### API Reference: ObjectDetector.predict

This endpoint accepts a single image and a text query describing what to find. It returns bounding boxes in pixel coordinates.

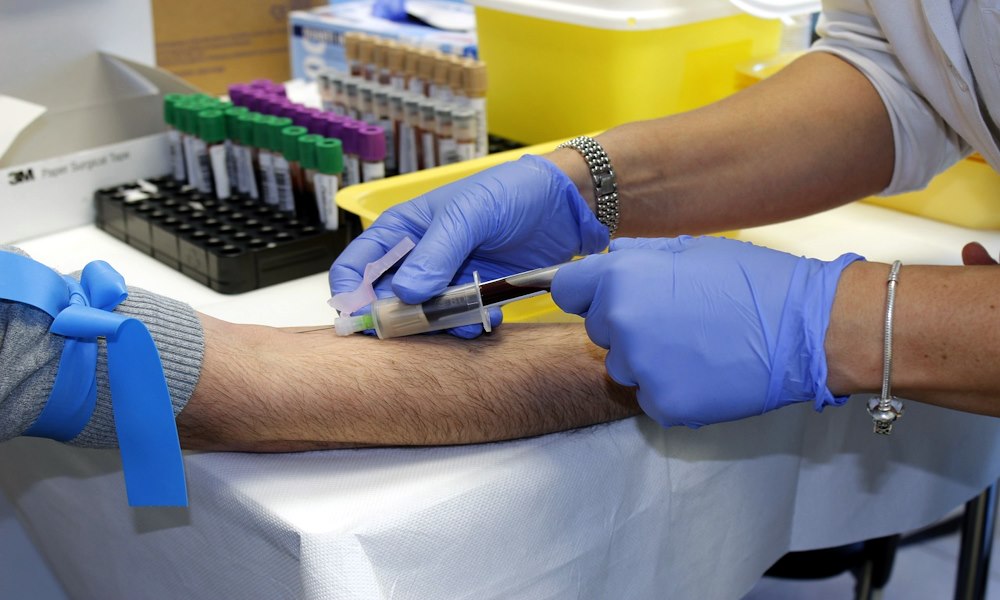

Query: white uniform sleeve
[811,0,971,195]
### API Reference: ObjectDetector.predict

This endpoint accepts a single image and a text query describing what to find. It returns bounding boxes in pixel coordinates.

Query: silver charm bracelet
[867,260,904,434]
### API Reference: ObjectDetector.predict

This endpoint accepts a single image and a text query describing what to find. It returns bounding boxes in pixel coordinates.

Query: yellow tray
[337,138,582,323]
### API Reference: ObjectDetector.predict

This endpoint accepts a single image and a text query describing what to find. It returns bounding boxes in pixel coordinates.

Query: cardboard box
[0,53,199,243]
[289,1,477,82]
[152,0,325,96]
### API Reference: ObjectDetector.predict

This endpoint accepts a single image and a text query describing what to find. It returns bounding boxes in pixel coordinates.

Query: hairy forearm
[178,318,640,451]
[826,262,1000,414]
[547,52,894,236]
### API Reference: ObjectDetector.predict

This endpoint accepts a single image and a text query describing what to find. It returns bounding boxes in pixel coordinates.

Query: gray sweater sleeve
[0,246,205,448]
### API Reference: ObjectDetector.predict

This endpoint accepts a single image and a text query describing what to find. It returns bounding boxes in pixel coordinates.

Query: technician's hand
[329,155,608,338]
[550,236,864,428]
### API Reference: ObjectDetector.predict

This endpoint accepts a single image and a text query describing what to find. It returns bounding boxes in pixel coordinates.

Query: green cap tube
[267,116,293,152]
[224,106,249,143]
[163,93,185,126]
[251,113,272,150]
[280,125,308,161]
[297,134,322,170]
[238,113,260,147]
[315,137,344,175]
[197,109,226,143]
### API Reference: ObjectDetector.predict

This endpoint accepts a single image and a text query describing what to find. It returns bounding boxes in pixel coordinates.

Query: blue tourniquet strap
[0,252,188,507]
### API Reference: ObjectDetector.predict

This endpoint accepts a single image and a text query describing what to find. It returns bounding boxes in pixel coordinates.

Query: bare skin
[539,52,1000,417]
[177,319,640,452]
[545,52,895,237]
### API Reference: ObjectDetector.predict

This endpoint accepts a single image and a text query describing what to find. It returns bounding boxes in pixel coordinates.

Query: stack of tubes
[163,79,385,233]
[318,32,489,177]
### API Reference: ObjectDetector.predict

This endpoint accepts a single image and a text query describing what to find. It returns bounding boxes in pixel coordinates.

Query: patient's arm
[177,316,640,451]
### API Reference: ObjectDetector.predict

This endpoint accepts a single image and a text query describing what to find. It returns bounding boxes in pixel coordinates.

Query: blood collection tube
[268,117,295,211]
[197,109,232,199]
[345,78,361,120]
[318,71,333,111]
[344,32,363,78]
[190,109,219,196]
[357,34,376,81]
[313,138,345,230]
[416,49,437,97]
[234,112,260,199]
[280,125,308,214]
[175,100,203,189]
[448,56,466,106]
[297,133,323,224]
[453,107,477,162]
[372,37,390,86]
[463,58,489,157]
[359,82,376,125]
[401,95,422,173]
[341,119,363,186]
[435,104,458,166]
[388,92,406,175]
[227,84,251,107]
[419,100,438,170]
[163,94,186,182]
[358,125,387,182]
[322,112,347,145]
[253,115,279,206]
[403,47,421,94]
[329,72,347,116]
[386,41,405,90]
[431,53,452,102]
[223,106,249,191]
[374,89,396,176]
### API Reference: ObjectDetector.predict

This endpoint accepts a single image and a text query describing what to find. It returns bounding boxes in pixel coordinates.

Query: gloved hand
[550,236,864,428]
[329,154,608,338]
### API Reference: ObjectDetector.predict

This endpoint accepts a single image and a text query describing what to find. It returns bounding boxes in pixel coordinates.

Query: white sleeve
[811,0,971,195]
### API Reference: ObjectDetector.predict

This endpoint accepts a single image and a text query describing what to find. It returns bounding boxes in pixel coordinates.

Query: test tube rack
[94,176,358,294]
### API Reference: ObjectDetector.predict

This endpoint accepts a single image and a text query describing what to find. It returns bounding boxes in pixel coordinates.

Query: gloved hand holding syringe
[333,260,568,339]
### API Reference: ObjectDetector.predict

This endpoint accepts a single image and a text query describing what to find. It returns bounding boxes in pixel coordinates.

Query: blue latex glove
[550,236,864,428]
[329,154,608,338]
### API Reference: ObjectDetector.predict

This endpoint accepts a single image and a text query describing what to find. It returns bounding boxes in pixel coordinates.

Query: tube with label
[197,109,231,200]
[463,58,489,157]
[313,138,344,231]
[358,125,386,183]
[280,125,308,214]
[341,119,363,187]
[268,117,295,211]
[163,94,186,182]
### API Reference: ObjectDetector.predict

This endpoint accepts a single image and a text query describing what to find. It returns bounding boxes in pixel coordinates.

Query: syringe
[334,262,568,339]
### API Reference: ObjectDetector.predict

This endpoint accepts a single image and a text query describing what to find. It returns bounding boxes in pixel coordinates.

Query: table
[3,203,1000,600]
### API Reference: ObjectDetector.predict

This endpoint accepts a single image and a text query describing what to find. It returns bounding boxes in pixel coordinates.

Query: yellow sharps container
[467,0,782,144]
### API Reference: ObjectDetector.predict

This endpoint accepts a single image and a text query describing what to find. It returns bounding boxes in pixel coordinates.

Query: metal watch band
[557,136,620,236]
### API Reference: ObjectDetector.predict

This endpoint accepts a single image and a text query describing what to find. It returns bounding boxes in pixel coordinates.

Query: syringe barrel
[371,278,488,339]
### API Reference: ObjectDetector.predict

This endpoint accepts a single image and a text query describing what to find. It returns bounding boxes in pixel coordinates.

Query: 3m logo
[7,169,35,185]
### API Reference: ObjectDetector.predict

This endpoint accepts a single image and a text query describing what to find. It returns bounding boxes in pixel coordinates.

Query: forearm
[178,318,640,451]
[826,262,1000,414]
[547,52,894,236]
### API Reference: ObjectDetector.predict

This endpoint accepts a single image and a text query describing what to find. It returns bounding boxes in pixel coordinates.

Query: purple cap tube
[358,125,387,162]
[228,84,252,107]
[322,113,347,142]
[340,119,362,155]
[291,105,313,127]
